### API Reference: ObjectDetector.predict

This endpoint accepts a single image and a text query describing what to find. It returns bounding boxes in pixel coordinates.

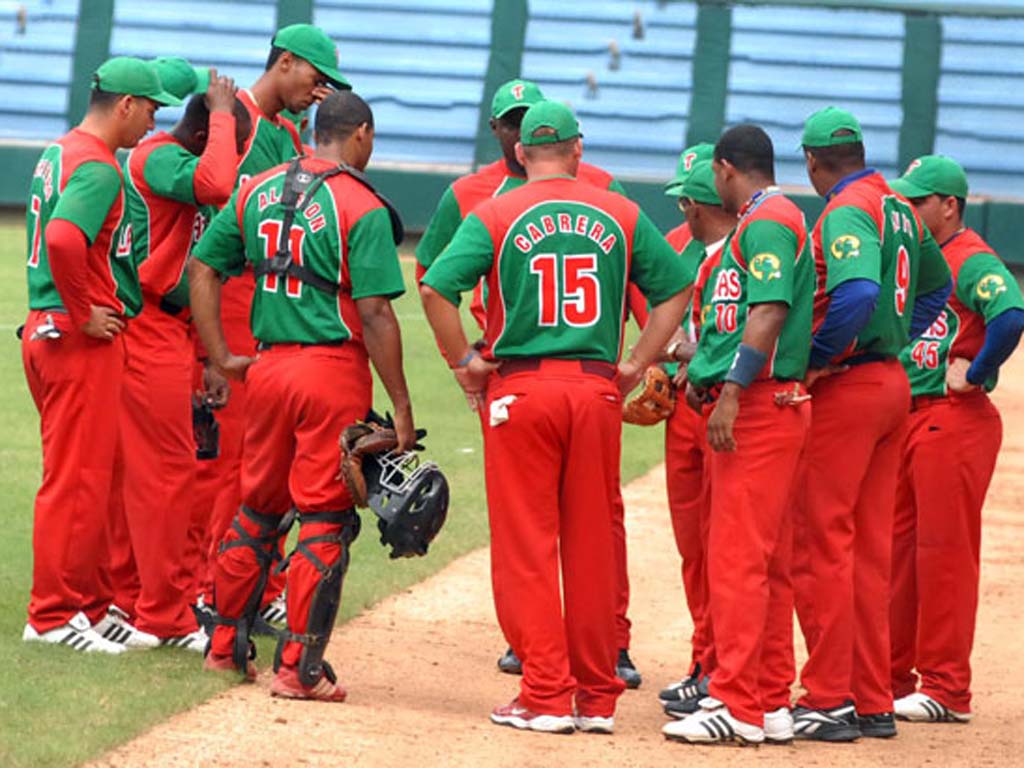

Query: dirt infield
[91,351,1024,768]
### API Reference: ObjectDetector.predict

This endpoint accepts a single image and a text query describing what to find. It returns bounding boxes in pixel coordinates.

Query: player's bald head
[314,91,373,146]
[714,124,775,181]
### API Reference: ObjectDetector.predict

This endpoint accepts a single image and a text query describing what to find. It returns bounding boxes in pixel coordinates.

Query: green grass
[0,218,665,767]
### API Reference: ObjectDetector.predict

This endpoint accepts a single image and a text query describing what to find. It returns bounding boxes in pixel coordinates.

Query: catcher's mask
[364,450,449,559]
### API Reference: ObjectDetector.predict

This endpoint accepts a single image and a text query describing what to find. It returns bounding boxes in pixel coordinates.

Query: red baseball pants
[116,299,198,636]
[664,400,711,673]
[798,359,910,715]
[705,381,807,726]
[484,360,626,718]
[210,344,370,668]
[21,309,123,631]
[890,391,1001,713]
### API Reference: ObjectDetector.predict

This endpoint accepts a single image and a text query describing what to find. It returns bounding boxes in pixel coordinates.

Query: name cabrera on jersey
[26,129,140,316]
[686,194,815,388]
[193,158,405,346]
[422,177,692,364]
[901,229,1024,396]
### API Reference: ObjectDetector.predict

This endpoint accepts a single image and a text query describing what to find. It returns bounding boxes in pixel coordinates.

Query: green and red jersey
[236,89,304,188]
[687,191,815,387]
[26,128,139,319]
[194,157,405,346]
[812,171,950,362]
[125,112,239,309]
[422,175,692,364]
[900,228,1024,395]
[689,236,726,341]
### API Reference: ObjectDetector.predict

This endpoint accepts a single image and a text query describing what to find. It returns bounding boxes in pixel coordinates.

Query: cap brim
[664,181,685,197]
[889,178,932,199]
[314,65,351,90]
[193,66,211,95]
[151,90,183,107]
[493,103,532,120]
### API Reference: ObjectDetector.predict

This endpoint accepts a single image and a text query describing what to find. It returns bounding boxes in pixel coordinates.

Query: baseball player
[191,23,351,626]
[655,143,717,706]
[417,78,643,685]
[20,57,180,652]
[95,64,251,651]
[663,125,814,746]
[191,90,415,700]
[792,107,952,741]
[888,156,1024,722]
[421,100,692,734]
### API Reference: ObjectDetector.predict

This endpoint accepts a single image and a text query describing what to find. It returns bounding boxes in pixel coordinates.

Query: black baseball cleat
[857,712,897,738]
[659,663,705,703]
[497,646,523,675]
[616,648,642,689]
[792,700,862,742]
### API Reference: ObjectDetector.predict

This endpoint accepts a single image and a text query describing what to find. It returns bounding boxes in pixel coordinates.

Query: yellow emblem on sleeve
[976,273,1007,301]
[750,252,782,282]
[830,234,861,260]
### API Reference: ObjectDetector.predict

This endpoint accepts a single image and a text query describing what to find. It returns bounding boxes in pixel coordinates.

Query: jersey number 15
[529,253,601,328]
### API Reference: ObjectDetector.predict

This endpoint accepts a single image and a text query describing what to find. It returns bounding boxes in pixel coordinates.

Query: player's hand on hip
[946,356,977,393]
[803,363,848,390]
[616,359,644,396]
[205,69,237,113]
[201,362,231,407]
[684,381,704,414]
[706,385,739,452]
[454,355,498,412]
[217,353,256,382]
[82,305,125,340]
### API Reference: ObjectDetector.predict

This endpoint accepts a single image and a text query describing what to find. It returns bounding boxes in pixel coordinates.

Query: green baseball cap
[491,78,544,119]
[664,142,715,197]
[151,56,211,101]
[93,57,182,106]
[272,23,351,90]
[801,106,863,148]
[520,100,581,146]
[678,160,721,206]
[890,154,969,200]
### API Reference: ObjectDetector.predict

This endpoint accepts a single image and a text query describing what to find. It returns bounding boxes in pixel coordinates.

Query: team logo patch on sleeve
[750,252,782,282]
[976,273,1008,301]
[830,235,861,260]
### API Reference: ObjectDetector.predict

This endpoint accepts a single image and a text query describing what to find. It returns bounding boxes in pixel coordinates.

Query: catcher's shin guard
[274,509,361,687]
[213,506,295,671]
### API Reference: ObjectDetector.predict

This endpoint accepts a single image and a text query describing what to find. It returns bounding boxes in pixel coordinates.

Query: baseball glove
[339,420,399,507]
[622,366,675,425]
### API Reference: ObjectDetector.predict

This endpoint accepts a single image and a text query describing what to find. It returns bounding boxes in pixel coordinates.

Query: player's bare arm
[707,301,789,452]
[356,296,416,451]
[619,289,691,396]
[188,259,254,381]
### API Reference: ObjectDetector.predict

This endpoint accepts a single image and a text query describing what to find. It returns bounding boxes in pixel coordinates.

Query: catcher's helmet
[364,450,449,559]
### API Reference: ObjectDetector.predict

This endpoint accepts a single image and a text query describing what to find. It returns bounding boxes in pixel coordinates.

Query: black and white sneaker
[792,700,861,742]
[857,712,897,738]
[92,605,143,647]
[22,611,124,655]
[616,648,642,690]
[662,697,764,745]
[895,692,972,723]
[663,674,711,719]
[659,663,706,703]
[497,646,523,675]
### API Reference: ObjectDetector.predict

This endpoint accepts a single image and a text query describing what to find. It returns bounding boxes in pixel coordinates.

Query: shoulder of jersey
[577,161,614,187]
[452,159,507,195]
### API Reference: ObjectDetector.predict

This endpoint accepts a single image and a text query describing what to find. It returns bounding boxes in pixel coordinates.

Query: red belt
[497,357,617,381]
[911,389,988,412]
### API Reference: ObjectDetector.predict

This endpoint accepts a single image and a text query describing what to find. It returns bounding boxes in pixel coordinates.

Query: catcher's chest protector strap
[252,159,405,296]
[273,508,361,687]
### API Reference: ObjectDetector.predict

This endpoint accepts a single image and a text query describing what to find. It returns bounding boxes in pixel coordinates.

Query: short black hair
[955,195,966,217]
[266,45,286,71]
[89,82,124,110]
[179,93,251,136]
[803,131,866,174]
[314,90,373,145]
[715,124,775,180]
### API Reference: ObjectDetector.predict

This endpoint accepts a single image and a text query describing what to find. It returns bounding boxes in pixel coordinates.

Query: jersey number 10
[529,253,601,328]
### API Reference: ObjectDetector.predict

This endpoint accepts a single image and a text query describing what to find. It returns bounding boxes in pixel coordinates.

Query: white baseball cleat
[894,692,972,723]
[574,714,614,734]
[491,698,576,734]
[160,627,209,653]
[663,697,764,745]
[92,605,144,648]
[764,707,794,743]
[23,611,124,655]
